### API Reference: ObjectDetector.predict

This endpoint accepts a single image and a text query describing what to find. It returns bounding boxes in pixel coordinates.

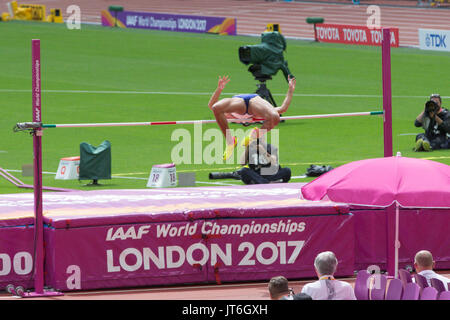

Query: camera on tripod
[238,23,294,108]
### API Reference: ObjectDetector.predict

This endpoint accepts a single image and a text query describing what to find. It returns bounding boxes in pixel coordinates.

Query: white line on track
[2,169,239,186]
[1,89,446,99]
[291,175,308,179]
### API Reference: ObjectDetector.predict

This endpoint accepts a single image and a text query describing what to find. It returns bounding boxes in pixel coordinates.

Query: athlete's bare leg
[246,76,296,141]
[211,98,246,144]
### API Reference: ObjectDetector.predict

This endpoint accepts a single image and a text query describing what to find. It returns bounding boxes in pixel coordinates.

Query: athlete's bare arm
[208,75,230,110]
[274,76,296,115]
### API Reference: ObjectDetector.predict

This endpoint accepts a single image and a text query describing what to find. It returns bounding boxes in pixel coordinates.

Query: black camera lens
[425,100,438,115]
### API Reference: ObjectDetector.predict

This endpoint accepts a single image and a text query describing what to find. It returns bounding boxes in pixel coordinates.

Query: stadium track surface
[1,0,448,47]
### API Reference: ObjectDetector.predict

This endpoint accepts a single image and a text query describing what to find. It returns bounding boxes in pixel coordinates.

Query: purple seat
[398,269,412,289]
[354,270,370,300]
[385,278,403,300]
[430,278,446,296]
[420,287,438,300]
[369,274,387,300]
[439,291,450,300]
[402,282,420,300]
[413,273,429,292]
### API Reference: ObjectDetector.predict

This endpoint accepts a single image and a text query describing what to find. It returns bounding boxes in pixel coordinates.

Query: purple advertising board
[0,226,35,290]
[203,215,354,284]
[101,10,237,35]
[0,184,355,291]
[43,215,354,291]
[1,184,448,291]
[353,208,450,271]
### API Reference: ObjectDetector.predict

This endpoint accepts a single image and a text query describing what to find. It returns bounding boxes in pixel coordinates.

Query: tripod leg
[256,83,278,107]
[257,84,285,123]
[255,84,266,99]
[267,89,277,107]
[256,84,272,104]
[253,82,284,123]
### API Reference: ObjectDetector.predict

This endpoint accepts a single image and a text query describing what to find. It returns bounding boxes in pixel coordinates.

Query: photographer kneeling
[414,94,450,152]
[237,139,291,185]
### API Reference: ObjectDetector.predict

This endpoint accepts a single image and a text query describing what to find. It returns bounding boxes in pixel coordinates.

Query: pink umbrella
[301,153,450,278]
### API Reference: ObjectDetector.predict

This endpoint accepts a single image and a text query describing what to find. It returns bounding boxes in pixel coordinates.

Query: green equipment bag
[79,140,111,181]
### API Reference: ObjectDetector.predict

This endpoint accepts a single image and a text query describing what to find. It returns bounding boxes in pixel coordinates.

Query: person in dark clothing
[414,94,450,151]
[268,276,312,300]
[237,139,291,185]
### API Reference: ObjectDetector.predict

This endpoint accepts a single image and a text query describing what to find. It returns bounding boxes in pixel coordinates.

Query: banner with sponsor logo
[1,185,449,291]
[353,208,450,271]
[204,215,354,283]
[43,215,354,291]
[315,24,399,47]
[0,227,35,290]
[419,28,450,52]
[101,10,236,35]
[0,184,355,291]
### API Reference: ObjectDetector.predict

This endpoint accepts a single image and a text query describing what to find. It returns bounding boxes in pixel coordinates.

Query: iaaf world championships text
[106,219,307,241]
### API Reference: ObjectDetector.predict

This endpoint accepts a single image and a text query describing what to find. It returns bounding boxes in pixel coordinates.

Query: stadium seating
[398,269,413,289]
[385,278,403,300]
[413,273,429,292]
[430,278,447,298]
[354,270,370,300]
[420,287,438,300]
[402,283,420,300]
[439,291,450,300]
[369,274,387,300]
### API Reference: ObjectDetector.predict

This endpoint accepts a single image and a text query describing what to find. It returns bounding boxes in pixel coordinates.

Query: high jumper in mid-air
[208,75,296,160]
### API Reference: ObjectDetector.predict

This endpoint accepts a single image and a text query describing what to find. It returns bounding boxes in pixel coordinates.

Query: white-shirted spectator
[414,250,449,290]
[301,251,356,300]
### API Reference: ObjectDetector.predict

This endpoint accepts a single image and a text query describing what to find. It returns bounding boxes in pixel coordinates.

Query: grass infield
[0,21,448,193]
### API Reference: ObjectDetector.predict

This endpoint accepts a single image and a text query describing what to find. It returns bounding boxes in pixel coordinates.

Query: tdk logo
[426,33,447,48]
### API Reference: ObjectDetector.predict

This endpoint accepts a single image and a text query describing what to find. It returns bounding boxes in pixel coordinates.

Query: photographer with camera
[208,139,291,184]
[237,139,291,185]
[414,94,450,152]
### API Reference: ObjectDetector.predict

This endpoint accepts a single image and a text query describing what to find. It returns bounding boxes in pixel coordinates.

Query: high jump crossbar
[15,111,383,130]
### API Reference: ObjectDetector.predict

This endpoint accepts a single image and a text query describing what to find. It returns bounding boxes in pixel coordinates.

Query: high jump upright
[25,39,63,298]
[382,28,393,157]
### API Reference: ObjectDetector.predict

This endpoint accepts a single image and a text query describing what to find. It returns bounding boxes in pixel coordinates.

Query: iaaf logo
[425,33,447,48]
[34,107,41,121]
[106,225,151,241]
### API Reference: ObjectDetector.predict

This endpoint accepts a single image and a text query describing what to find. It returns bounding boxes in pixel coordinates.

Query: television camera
[238,24,294,108]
